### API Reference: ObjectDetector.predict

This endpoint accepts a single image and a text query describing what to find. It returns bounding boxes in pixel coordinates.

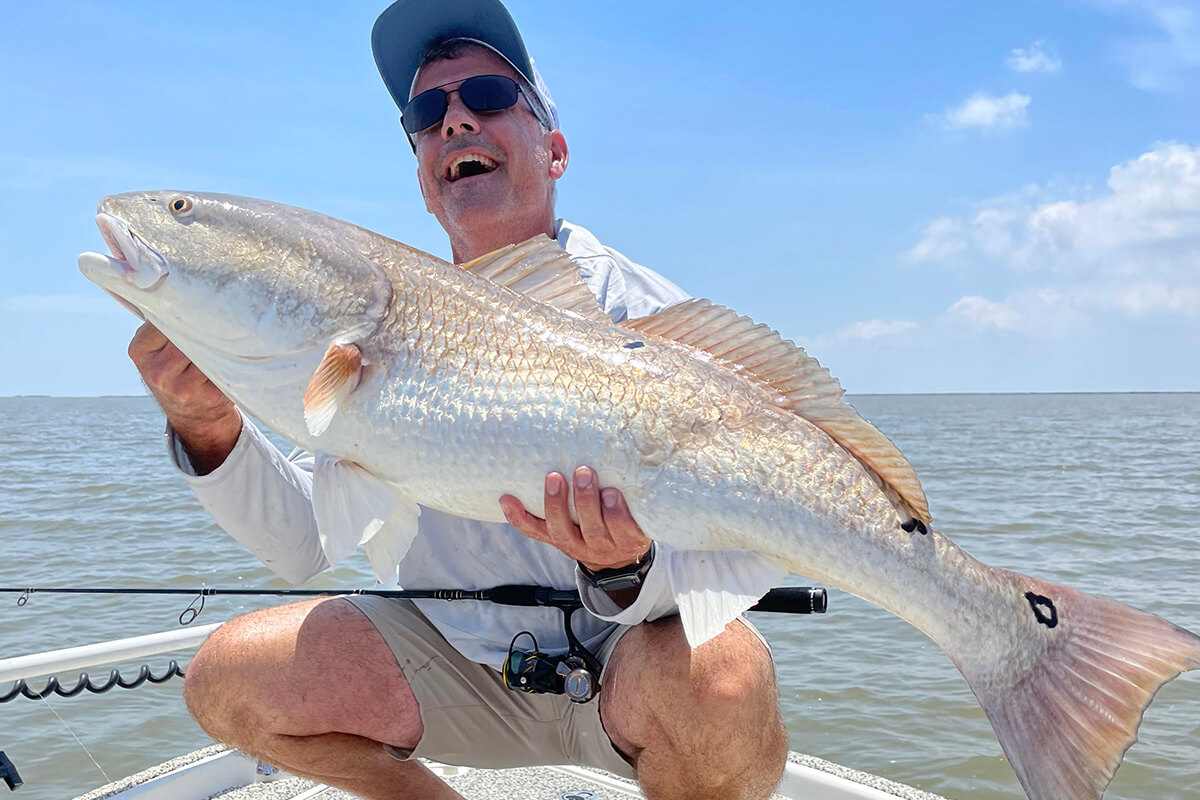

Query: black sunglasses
[402,74,530,135]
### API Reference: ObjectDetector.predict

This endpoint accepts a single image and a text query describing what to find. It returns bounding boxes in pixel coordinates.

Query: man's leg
[182,598,463,800]
[599,616,788,800]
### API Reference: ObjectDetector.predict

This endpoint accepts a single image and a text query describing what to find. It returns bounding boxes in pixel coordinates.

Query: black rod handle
[750,587,827,614]
[486,585,581,608]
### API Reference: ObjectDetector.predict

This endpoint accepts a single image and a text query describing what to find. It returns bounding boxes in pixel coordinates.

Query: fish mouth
[78,213,169,317]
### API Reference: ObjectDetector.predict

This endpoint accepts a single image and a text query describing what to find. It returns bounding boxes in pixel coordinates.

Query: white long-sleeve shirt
[170,220,692,666]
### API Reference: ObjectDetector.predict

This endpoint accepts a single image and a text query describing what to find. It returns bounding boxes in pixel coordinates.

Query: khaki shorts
[347,595,638,779]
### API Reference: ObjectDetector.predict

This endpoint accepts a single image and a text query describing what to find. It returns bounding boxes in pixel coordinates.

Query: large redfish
[79,192,1199,800]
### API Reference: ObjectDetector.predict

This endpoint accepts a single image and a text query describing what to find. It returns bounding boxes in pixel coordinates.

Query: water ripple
[2,394,1199,799]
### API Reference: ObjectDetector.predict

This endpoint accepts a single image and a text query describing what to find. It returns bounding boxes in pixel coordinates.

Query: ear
[547,130,569,180]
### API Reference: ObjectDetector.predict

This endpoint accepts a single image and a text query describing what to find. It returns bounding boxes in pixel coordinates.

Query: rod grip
[750,587,827,614]
[486,585,580,608]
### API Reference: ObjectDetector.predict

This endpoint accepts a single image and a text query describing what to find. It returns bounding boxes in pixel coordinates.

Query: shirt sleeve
[574,543,679,625]
[166,411,328,584]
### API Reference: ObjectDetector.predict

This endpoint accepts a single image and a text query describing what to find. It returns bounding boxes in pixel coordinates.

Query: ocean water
[0,394,1197,800]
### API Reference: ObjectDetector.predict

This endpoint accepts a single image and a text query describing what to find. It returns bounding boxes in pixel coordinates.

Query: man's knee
[183,610,275,736]
[181,598,352,734]
[182,598,424,750]
[624,617,776,707]
[184,645,230,737]
[604,616,782,742]
[603,617,786,797]
[689,622,776,711]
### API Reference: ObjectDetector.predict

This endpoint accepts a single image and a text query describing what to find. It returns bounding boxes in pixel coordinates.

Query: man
[131,1,788,797]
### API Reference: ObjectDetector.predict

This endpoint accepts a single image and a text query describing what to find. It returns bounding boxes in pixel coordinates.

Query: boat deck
[72,745,950,800]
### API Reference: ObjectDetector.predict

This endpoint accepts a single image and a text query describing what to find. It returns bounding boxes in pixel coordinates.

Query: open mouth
[95,214,168,291]
[99,216,129,263]
[445,153,499,182]
[78,212,169,321]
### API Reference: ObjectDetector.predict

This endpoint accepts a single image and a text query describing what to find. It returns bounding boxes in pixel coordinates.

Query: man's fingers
[127,322,170,362]
[132,331,224,409]
[176,361,216,393]
[543,472,585,553]
[130,325,190,388]
[501,471,651,569]
[600,488,651,559]
[145,343,194,390]
[499,495,550,544]
[572,467,608,547]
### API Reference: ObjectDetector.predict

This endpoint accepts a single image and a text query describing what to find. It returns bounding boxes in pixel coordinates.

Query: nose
[440,92,479,140]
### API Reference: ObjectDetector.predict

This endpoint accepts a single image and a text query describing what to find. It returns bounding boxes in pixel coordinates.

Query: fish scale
[79,191,1200,800]
[294,225,893,569]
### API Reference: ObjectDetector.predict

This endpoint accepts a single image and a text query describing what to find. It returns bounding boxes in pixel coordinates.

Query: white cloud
[943,283,1200,337]
[908,218,966,262]
[911,142,1200,277]
[838,320,918,341]
[1089,1,1200,90]
[946,296,1022,331]
[801,319,918,353]
[934,92,1031,131]
[914,143,1200,333]
[1096,283,1200,315]
[1007,41,1062,73]
[0,294,124,315]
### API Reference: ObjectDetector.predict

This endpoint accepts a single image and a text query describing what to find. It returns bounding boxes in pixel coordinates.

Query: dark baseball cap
[372,0,558,131]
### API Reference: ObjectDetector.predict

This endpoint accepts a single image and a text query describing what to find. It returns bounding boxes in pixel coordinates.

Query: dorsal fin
[623,299,931,524]
[460,235,608,323]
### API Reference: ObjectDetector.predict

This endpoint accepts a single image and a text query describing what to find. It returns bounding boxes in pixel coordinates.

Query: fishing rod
[0,584,827,626]
[1,584,826,708]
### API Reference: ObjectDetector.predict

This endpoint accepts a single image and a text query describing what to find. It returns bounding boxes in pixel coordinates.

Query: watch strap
[578,544,655,593]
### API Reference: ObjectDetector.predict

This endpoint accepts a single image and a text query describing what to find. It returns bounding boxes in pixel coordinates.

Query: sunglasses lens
[402,89,448,134]
[460,75,520,113]
[401,76,522,136]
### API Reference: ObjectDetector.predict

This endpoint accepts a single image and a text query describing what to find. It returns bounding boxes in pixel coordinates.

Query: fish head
[78,191,393,361]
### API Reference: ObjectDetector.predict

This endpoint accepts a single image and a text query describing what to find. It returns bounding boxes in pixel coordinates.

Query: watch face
[594,574,642,592]
[582,543,654,592]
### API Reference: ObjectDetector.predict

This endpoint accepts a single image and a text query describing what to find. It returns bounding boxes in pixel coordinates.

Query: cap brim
[372,0,536,109]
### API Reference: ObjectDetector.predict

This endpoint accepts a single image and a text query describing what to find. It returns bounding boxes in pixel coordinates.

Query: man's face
[410,47,567,248]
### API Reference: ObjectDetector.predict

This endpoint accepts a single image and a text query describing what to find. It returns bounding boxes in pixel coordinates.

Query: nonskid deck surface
[209,768,643,800]
[70,746,646,800]
[71,745,950,800]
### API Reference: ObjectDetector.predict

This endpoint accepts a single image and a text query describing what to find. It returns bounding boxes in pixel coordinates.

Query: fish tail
[951,571,1200,800]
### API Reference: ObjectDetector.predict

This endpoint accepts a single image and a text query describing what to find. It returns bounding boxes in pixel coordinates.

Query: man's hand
[128,322,241,475]
[500,466,651,573]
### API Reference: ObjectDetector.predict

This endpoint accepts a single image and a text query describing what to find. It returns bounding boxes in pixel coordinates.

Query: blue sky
[2,0,1198,396]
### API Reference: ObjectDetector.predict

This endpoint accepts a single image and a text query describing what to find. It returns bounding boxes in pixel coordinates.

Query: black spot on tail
[623,341,645,349]
[1025,592,1058,628]
[901,518,928,535]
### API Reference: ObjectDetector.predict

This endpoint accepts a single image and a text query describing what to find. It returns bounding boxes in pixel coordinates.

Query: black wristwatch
[578,544,655,593]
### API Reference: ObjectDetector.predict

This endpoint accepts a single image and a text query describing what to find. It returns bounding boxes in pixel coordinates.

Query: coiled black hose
[0,661,185,703]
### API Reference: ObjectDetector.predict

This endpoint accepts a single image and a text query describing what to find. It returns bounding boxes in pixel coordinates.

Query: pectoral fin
[313,454,420,581]
[303,343,362,436]
[667,548,789,647]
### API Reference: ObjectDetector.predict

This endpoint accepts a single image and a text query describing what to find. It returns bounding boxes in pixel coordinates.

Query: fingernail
[546,474,561,496]
[574,468,592,489]
[601,488,618,509]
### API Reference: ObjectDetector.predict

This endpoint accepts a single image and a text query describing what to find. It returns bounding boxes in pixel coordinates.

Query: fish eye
[168,196,194,216]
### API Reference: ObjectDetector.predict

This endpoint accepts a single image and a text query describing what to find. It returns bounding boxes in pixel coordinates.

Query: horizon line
[4,391,1199,400]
